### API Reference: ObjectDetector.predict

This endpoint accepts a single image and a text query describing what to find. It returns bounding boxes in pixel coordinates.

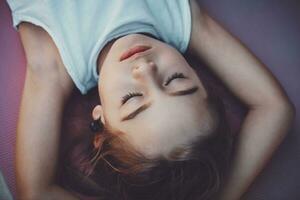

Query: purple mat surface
[0,0,299,199]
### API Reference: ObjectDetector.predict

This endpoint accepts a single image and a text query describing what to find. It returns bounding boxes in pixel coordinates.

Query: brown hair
[68,84,234,200]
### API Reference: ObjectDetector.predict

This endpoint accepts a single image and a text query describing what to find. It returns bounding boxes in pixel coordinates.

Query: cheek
[100,66,125,96]
[160,50,190,72]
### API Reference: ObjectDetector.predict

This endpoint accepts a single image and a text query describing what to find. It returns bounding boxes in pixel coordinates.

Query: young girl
[7,0,295,199]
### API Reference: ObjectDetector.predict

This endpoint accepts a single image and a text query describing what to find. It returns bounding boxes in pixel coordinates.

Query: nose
[131,59,164,96]
[131,59,158,80]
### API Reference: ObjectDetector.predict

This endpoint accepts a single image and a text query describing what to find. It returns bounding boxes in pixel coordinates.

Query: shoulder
[187,0,211,54]
[189,0,205,33]
[19,22,62,68]
[19,22,74,94]
[189,0,202,19]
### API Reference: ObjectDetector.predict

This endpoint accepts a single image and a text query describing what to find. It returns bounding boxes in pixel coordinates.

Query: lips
[119,45,151,61]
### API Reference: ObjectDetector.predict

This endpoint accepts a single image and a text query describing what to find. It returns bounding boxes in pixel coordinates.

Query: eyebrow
[121,102,151,121]
[169,86,199,96]
[121,86,199,122]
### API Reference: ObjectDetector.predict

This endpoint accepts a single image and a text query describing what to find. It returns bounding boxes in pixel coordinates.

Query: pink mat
[0,1,26,198]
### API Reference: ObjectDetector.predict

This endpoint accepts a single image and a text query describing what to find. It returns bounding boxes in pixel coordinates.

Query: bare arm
[16,23,79,200]
[188,1,295,199]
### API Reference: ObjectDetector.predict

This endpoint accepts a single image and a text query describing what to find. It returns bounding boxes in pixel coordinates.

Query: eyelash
[121,72,186,104]
[164,72,186,86]
[122,92,143,104]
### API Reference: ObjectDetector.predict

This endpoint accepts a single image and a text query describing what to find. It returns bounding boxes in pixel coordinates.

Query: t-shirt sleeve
[151,0,192,54]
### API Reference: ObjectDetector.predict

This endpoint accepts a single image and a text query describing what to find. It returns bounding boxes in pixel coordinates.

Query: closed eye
[121,92,143,105]
[164,72,187,86]
[121,86,199,121]
[121,73,187,105]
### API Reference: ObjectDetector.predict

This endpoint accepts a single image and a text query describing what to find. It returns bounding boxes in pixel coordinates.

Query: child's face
[96,33,216,159]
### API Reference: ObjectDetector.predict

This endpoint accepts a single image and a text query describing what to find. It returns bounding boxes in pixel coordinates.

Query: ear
[92,105,106,125]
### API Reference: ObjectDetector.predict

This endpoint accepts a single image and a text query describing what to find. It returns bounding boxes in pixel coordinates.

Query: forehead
[120,98,212,158]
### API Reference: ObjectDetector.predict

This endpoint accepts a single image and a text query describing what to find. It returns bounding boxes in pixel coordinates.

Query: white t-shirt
[7,0,192,94]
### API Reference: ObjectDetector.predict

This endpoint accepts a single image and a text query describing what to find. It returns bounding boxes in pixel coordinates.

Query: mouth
[119,45,151,61]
